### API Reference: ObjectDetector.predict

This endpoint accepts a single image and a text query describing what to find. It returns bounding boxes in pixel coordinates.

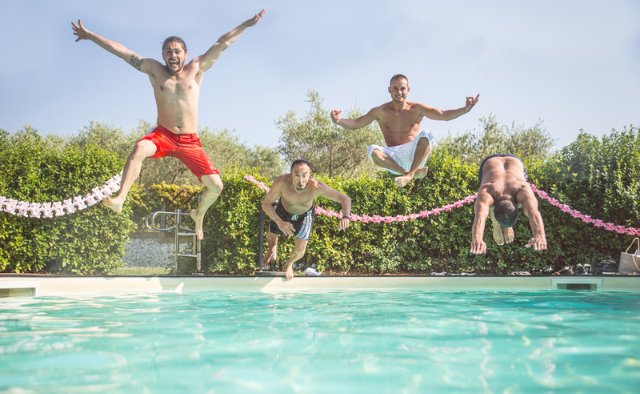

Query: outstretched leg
[262,232,279,269]
[284,238,308,281]
[393,137,430,187]
[190,174,223,240]
[102,140,157,213]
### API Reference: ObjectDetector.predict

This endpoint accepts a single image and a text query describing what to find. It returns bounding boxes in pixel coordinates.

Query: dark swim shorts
[478,153,528,184]
[139,125,219,181]
[269,200,316,240]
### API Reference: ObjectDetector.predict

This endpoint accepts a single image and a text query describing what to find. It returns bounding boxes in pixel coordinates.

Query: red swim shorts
[139,126,219,181]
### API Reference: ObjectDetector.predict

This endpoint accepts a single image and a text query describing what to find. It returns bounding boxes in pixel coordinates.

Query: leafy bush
[202,129,638,275]
[0,128,136,274]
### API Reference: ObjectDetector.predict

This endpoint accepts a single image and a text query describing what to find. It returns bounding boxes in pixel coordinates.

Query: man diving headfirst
[72,9,266,239]
[471,154,547,254]
[331,74,479,187]
[261,160,352,281]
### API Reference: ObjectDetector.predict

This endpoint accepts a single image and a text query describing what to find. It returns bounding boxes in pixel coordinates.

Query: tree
[276,90,384,177]
[437,114,557,164]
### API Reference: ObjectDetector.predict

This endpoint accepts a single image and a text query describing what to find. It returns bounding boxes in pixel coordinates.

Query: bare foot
[285,265,294,281]
[190,209,204,240]
[394,174,414,187]
[492,224,505,245]
[503,227,514,244]
[413,166,429,179]
[102,196,124,213]
[261,252,276,269]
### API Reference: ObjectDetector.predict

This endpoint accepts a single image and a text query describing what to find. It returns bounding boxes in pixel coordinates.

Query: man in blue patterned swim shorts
[261,160,352,280]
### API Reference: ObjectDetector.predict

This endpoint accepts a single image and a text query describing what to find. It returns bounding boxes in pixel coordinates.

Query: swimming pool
[1,289,639,393]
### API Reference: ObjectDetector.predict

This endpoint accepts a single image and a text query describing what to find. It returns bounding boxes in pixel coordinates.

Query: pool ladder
[145,206,203,276]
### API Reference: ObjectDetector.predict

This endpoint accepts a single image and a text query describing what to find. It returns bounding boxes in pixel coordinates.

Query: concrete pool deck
[0,275,638,296]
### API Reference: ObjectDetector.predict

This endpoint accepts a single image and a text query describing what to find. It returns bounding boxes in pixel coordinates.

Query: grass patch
[109,267,173,276]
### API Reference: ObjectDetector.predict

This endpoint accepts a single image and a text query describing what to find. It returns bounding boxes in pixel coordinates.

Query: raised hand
[244,9,266,27]
[71,19,91,42]
[330,110,342,124]
[465,94,480,111]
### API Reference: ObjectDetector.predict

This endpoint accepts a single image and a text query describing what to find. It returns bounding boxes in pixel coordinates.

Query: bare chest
[378,107,422,135]
[156,76,200,101]
[281,190,315,215]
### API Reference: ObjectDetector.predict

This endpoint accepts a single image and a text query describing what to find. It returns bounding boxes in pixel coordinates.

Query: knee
[370,149,384,161]
[130,142,152,161]
[291,247,307,260]
[204,176,223,194]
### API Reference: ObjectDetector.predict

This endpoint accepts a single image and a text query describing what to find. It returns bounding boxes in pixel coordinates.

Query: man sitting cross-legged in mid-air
[72,10,265,239]
[261,160,352,281]
[331,74,479,187]
[471,154,547,254]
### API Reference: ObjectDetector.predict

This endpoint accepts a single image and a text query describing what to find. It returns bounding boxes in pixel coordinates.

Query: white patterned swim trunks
[366,130,436,175]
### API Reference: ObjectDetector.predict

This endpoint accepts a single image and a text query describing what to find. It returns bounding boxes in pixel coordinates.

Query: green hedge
[196,128,638,275]
[0,129,136,274]
[3,127,637,275]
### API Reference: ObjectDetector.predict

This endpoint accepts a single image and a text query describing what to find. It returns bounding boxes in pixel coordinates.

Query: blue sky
[1,0,639,150]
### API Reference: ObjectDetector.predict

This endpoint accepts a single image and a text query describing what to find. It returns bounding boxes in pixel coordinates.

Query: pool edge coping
[0,275,638,296]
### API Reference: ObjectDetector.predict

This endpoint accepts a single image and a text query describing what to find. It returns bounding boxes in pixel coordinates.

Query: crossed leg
[102,139,157,213]
[370,137,430,187]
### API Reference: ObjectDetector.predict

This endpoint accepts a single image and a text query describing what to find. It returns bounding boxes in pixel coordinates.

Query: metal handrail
[144,208,202,275]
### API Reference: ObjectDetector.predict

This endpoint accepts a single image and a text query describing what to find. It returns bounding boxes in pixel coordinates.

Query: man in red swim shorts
[72,10,266,239]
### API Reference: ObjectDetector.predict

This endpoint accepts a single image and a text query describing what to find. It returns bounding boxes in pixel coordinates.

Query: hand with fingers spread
[525,234,547,251]
[470,238,487,254]
[71,19,91,42]
[277,220,295,237]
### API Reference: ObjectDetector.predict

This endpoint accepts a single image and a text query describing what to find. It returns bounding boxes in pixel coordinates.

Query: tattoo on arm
[129,55,143,71]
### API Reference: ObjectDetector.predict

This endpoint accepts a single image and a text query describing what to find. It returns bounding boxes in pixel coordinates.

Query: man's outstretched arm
[330,108,377,130]
[72,19,151,73]
[197,9,266,72]
[261,177,295,237]
[471,191,492,254]
[421,94,480,121]
[316,183,352,231]
[519,189,547,251]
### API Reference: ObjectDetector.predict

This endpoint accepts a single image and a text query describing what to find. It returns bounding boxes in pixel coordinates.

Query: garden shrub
[200,131,638,275]
[3,127,637,276]
[0,129,136,274]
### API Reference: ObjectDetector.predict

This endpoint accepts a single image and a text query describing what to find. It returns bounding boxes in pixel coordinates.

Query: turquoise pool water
[1,290,639,393]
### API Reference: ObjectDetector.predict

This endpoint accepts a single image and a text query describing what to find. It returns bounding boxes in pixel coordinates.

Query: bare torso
[148,60,203,135]
[278,176,321,215]
[375,101,424,147]
[479,156,529,201]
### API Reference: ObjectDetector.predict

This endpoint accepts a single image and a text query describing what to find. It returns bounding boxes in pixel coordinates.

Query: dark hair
[494,198,519,227]
[390,74,408,86]
[162,36,187,52]
[290,159,311,171]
